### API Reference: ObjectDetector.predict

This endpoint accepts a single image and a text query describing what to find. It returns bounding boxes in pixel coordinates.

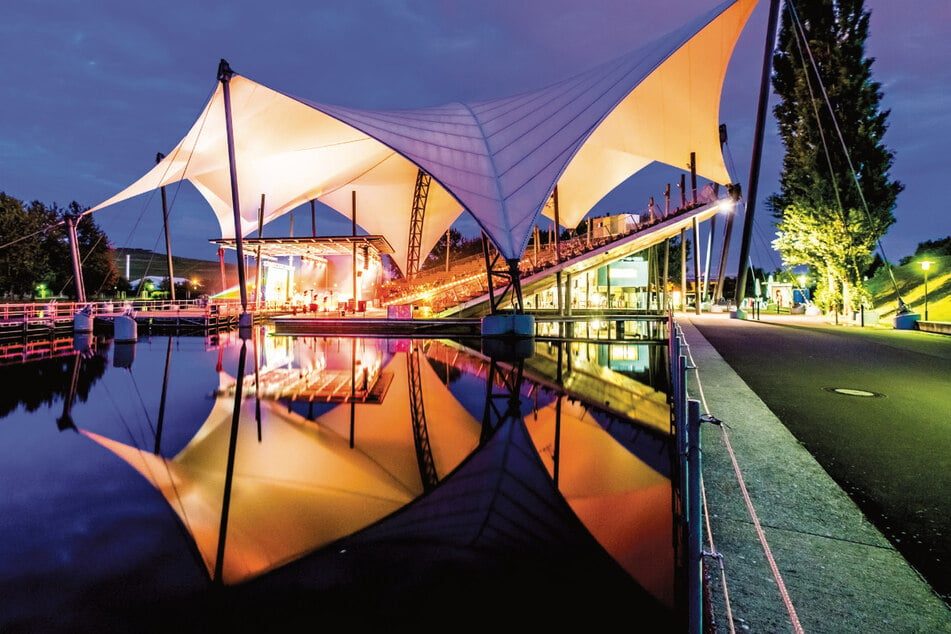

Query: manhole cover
[823,387,885,398]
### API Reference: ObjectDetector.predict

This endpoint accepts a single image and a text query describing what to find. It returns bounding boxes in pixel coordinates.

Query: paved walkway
[678,315,951,633]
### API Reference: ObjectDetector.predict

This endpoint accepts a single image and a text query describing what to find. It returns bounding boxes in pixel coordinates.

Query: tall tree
[0,194,117,299]
[0,193,52,297]
[769,0,902,311]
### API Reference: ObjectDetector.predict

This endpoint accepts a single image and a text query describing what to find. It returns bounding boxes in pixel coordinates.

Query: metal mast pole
[217,59,250,324]
[156,152,175,301]
[734,0,781,309]
[692,217,702,315]
[352,190,357,311]
[255,194,264,308]
[66,215,86,303]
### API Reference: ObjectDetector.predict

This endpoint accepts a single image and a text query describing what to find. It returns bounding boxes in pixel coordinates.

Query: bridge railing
[669,314,704,634]
[0,298,275,323]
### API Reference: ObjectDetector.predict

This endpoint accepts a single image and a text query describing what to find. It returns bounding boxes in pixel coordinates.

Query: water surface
[0,327,674,630]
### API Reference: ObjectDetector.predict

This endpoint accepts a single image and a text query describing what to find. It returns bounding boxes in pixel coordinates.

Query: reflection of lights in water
[569,341,593,361]
[538,321,564,337]
[612,346,640,361]
[8,333,674,623]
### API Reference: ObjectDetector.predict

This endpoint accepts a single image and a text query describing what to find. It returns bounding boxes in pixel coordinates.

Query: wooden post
[665,184,671,217]
[310,199,316,237]
[680,174,687,210]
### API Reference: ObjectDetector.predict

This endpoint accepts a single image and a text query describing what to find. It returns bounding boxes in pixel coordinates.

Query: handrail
[669,314,704,634]
[0,298,279,323]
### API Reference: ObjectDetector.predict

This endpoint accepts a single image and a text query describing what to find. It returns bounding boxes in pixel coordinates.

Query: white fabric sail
[88,0,756,267]
[88,78,464,274]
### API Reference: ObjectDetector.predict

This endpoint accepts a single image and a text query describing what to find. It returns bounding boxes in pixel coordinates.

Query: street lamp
[797,274,808,304]
[920,260,933,321]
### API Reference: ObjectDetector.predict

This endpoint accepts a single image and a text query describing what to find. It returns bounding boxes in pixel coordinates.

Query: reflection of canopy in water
[86,0,756,269]
[81,349,482,585]
[525,397,674,608]
[247,414,670,620]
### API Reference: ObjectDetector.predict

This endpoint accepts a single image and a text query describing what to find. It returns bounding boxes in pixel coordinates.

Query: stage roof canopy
[87,0,756,272]
[211,235,395,260]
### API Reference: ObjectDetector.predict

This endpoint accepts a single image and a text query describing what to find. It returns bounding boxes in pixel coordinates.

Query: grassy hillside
[114,248,239,296]
[868,255,950,321]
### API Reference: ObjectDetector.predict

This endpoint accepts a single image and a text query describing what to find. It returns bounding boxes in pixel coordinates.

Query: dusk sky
[2,0,948,273]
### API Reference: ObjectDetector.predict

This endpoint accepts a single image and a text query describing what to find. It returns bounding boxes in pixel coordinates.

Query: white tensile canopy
[87,0,756,271]
[80,349,483,585]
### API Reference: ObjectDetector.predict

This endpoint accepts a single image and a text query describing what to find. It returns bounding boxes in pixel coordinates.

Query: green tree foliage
[0,193,117,299]
[663,235,689,285]
[773,202,873,308]
[769,0,902,310]
[899,236,951,265]
[423,228,466,271]
[422,229,483,271]
[0,194,54,297]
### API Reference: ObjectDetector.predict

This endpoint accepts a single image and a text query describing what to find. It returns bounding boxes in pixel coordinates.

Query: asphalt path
[689,314,951,605]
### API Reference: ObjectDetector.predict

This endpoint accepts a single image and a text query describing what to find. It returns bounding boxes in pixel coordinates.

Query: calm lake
[0,325,675,631]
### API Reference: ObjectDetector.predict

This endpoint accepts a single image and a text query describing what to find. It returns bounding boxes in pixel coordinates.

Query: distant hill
[113,248,239,295]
